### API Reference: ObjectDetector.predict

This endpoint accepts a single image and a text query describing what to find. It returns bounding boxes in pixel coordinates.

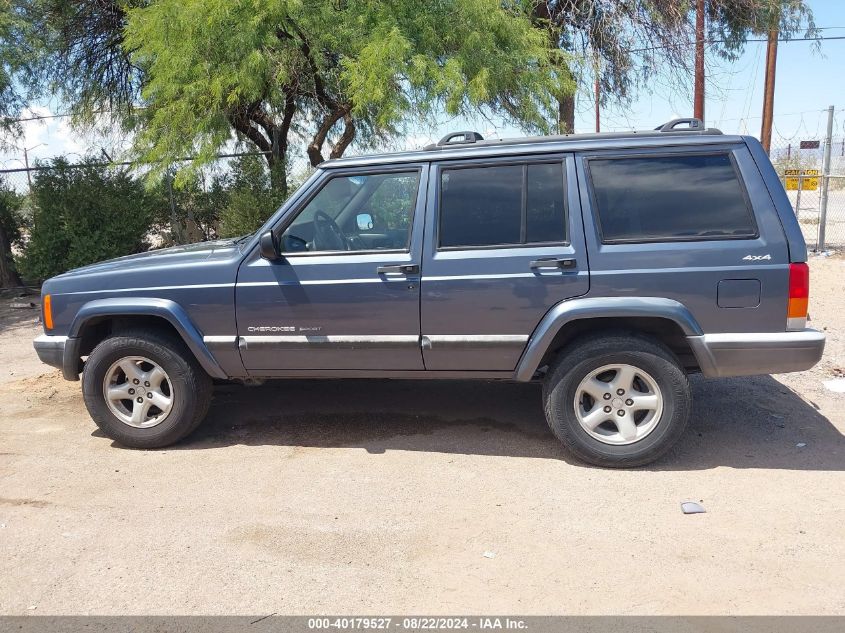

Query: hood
[43,237,247,298]
[54,238,244,279]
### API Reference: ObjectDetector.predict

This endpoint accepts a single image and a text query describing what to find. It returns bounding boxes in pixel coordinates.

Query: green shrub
[0,179,25,286]
[217,154,286,238]
[19,157,154,281]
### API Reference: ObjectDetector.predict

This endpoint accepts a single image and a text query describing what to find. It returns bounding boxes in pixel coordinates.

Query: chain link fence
[771,134,845,253]
[0,151,315,246]
[3,128,844,260]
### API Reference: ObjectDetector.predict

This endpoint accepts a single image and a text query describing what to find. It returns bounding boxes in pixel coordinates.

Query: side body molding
[513,297,704,382]
[69,297,229,380]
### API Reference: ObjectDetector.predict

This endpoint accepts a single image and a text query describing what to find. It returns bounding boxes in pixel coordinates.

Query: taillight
[787,262,809,330]
[43,294,53,330]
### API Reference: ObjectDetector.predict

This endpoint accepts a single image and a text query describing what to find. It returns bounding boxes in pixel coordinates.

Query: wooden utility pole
[694,0,705,123]
[760,26,779,154]
[594,51,601,133]
[594,75,600,133]
[23,146,33,189]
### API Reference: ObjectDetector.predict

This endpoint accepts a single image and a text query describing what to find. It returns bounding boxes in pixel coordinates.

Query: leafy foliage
[0,179,24,246]
[0,177,25,285]
[19,157,154,280]
[147,170,228,244]
[17,0,145,125]
[0,0,36,144]
[217,154,287,238]
[122,0,563,187]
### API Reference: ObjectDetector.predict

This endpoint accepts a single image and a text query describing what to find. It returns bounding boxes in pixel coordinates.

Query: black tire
[82,329,213,448]
[542,334,691,468]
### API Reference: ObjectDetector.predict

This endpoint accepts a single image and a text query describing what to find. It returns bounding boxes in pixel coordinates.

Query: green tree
[0,0,35,145]
[0,178,24,286]
[20,157,153,280]
[217,154,287,238]
[21,1,144,124]
[120,0,562,192]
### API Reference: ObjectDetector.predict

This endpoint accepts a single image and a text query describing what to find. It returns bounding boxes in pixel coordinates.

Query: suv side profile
[33,119,825,467]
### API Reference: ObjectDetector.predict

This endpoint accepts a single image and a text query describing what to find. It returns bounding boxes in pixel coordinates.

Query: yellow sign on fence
[785,169,819,191]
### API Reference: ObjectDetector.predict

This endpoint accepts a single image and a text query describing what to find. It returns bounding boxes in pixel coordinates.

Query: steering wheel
[313,210,348,251]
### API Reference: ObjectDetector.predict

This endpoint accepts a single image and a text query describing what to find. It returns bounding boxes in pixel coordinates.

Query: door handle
[529,258,576,270]
[377,264,420,275]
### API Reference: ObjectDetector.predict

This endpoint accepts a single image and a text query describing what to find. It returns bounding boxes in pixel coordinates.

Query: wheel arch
[514,297,705,382]
[67,298,228,380]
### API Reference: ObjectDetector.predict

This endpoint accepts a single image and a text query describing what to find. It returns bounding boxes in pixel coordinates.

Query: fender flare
[67,297,228,380]
[513,296,704,382]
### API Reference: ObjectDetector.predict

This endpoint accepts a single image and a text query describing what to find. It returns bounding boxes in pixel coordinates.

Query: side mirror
[356,212,374,231]
[259,230,281,261]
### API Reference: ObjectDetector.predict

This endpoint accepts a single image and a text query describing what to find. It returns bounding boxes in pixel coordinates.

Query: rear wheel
[543,334,691,467]
[82,330,212,448]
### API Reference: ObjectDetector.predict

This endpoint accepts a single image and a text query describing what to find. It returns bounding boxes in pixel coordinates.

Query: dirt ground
[1,257,844,615]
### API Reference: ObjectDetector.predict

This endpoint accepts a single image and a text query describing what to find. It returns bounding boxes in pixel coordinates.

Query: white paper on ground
[822,378,845,393]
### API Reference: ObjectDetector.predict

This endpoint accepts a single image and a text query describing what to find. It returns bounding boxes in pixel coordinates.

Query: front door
[236,165,428,372]
[420,154,589,371]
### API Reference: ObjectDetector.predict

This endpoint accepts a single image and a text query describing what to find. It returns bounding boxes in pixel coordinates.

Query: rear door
[420,154,589,371]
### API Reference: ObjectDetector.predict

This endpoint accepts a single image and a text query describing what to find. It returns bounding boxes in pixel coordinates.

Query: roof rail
[424,131,484,151]
[416,120,722,153]
[655,118,704,132]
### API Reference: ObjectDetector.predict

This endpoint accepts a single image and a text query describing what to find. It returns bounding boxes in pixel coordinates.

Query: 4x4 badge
[742,254,771,261]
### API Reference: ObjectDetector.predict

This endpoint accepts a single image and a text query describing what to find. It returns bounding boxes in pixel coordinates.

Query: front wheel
[82,330,213,448]
[543,334,691,468]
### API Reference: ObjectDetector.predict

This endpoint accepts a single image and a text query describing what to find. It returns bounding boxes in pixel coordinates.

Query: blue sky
[435,0,845,145]
[587,0,845,138]
[2,0,844,169]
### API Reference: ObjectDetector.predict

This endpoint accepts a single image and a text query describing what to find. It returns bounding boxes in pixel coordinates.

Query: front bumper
[33,334,81,381]
[688,328,825,378]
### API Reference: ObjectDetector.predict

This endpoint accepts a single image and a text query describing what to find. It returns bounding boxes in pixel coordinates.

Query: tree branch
[279,92,296,157]
[287,20,338,110]
[329,112,356,159]
[227,110,272,162]
[307,106,346,166]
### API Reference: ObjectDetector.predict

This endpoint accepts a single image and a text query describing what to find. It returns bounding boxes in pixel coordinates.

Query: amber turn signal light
[43,294,53,330]
[787,262,809,329]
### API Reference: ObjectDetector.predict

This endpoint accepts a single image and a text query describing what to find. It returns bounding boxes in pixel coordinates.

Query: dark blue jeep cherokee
[33,119,825,467]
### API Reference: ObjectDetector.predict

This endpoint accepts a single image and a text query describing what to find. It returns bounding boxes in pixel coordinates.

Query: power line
[3,26,845,126]
[628,34,845,55]
[2,107,146,124]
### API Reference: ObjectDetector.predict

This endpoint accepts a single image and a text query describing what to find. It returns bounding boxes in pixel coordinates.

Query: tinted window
[281,171,419,253]
[588,154,756,242]
[439,162,566,248]
[440,165,522,247]
[526,163,566,243]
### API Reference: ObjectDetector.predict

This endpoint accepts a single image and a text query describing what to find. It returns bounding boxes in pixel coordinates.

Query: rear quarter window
[587,153,757,243]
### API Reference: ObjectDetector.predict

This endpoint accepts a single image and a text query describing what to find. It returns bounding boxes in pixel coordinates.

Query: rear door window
[587,153,757,243]
[438,161,567,248]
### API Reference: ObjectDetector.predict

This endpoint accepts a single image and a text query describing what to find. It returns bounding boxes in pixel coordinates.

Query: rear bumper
[688,328,825,378]
[33,334,81,381]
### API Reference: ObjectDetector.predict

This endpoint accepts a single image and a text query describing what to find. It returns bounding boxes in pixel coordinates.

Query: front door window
[280,171,420,254]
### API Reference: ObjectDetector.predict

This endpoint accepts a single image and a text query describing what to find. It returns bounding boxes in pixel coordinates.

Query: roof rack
[422,118,721,152]
[423,131,484,151]
[654,117,704,132]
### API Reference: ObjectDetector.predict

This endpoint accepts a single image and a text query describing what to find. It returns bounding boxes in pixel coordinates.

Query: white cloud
[0,106,89,168]
[2,105,140,165]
